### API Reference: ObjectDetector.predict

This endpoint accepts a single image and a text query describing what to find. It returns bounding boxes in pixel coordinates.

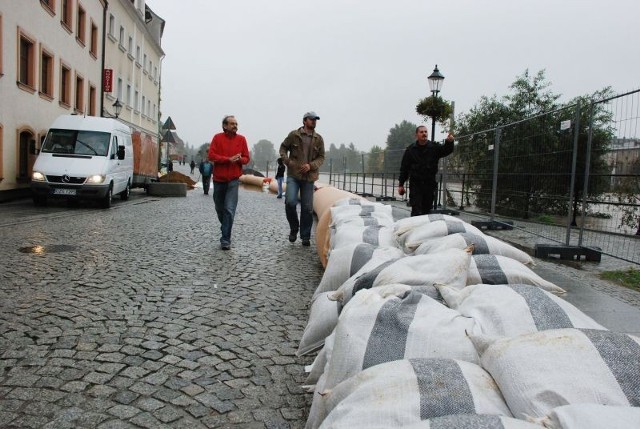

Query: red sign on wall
[103,69,113,92]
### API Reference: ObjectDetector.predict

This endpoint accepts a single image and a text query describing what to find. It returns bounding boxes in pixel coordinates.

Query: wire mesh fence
[254,90,639,265]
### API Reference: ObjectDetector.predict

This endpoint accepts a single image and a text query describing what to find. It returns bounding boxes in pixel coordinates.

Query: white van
[31,115,134,208]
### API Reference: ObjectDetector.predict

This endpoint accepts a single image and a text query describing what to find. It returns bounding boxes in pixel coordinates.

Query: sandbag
[402,219,484,253]
[468,254,565,294]
[319,285,481,396]
[297,292,340,356]
[313,244,404,298]
[393,213,461,246]
[330,224,397,250]
[322,415,541,429]
[439,283,606,336]
[535,404,640,429]
[331,247,472,308]
[415,232,534,265]
[332,197,377,207]
[308,358,512,429]
[330,203,394,229]
[313,187,360,220]
[471,328,640,419]
[316,210,332,268]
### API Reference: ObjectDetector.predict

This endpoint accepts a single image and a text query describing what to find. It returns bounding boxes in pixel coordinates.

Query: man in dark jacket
[398,126,454,216]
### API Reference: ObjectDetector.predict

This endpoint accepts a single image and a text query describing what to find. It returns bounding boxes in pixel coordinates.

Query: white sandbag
[468,254,565,294]
[331,247,472,308]
[415,231,534,265]
[330,224,397,250]
[439,283,606,336]
[313,244,403,298]
[471,328,640,419]
[304,332,333,388]
[402,219,484,253]
[320,285,481,395]
[330,203,394,228]
[309,358,512,429]
[332,197,376,207]
[323,415,541,429]
[393,213,461,246]
[297,292,340,356]
[535,404,640,429]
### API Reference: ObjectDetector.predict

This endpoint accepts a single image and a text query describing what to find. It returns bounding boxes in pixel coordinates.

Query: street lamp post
[112,99,123,119]
[427,65,445,142]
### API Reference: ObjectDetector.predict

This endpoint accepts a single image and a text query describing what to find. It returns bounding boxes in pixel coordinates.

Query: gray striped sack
[439,283,606,337]
[308,358,512,429]
[467,254,565,294]
[414,232,534,266]
[401,219,484,253]
[471,328,640,419]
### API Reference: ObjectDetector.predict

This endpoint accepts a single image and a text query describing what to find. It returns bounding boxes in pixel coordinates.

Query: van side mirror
[117,145,125,160]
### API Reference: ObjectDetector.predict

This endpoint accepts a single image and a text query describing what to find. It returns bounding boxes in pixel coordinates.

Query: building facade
[102,0,164,154]
[0,0,164,200]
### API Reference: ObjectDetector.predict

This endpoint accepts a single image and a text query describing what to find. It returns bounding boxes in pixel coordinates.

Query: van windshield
[41,129,111,156]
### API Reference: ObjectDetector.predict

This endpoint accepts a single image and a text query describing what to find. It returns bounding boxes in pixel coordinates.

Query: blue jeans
[285,176,314,240]
[276,177,284,197]
[213,179,239,245]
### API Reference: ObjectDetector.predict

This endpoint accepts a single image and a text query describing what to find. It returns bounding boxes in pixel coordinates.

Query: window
[89,84,96,115]
[135,46,141,65]
[119,26,125,49]
[60,62,71,106]
[134,89,139,111]
[0,15,4,78]
[40,0,56,15]
[90,21,98,57]
[116,77,123,101]
[143,53,147,73]
[141,95,146,116]
[40,48,54,98]
[61,0,73,31]
[76,4,85,45]
[128,36,133,56]
[18,130,35,180]
[147,99,151,118]
[108,14,115,37]
[126,83,132,106]
[75,73,84,112]
[18,31,36,91]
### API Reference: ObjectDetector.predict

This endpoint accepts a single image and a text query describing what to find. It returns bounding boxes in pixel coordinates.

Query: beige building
[0,0,164,200]
[103,0,164,158]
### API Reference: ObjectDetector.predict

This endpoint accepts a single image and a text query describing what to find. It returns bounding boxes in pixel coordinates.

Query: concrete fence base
[147,182,187,197]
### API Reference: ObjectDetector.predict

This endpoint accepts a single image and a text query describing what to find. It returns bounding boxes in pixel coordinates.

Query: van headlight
[32,171,46,182]
[86,175,106,184]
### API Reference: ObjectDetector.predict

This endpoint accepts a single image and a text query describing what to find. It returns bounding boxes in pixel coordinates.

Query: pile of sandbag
[299,187,639,428]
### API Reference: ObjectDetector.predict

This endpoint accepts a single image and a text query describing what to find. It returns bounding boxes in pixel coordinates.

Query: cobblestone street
[0,181,323,428]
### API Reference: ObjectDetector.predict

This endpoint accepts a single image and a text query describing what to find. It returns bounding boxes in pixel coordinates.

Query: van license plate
[53,188,76,196]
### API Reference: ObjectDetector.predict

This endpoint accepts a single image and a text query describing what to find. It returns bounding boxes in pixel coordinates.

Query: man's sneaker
[301,239,310,247]
[289,230,298,243]
[221,243,231,250]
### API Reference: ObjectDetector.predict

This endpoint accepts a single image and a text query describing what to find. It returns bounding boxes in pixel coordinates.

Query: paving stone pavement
[0,180,323,428]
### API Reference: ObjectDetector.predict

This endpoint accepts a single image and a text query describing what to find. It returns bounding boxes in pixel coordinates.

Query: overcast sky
[149,0,639,152]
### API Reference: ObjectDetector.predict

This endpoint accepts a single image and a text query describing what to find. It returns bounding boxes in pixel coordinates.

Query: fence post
[441,156,449,209]
[329,158,333,185]
[578,101,594,246]
[460,173,465,210]
[565,100,581,246]
[343,157,347,192]
[266,161,270,178]
[490,128,502,222]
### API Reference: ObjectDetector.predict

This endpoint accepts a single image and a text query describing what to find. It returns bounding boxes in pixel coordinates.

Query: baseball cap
[303,111,320,120]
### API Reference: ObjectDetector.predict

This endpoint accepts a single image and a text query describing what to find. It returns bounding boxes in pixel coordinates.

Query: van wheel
[120,181,131,201]
[102,186,113,209]
[33,195,47,206]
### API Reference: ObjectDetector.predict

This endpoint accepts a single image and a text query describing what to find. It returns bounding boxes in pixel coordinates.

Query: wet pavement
[1,165,639,428]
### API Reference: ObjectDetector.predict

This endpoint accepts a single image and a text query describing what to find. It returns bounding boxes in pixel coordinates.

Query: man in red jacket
[208,115,250,250]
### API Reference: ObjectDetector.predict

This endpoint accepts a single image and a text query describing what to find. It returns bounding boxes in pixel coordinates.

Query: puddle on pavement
[18,245,77,254]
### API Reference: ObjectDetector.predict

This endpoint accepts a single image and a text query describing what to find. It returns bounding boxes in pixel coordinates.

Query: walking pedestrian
[199,159,214,195]
[279,111,325,246]
[190,160,196,174]
[208,115,250,250]
[275,157,285,198]
[398,125,455,216]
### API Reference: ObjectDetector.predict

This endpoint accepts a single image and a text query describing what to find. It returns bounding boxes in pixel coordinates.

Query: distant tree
[196,143,209,163]
[614,155,640,234]
[385,120,418,174]
[251,139,276,172]
[365,145,385,173]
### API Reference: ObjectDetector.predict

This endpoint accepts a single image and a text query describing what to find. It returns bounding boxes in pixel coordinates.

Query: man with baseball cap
[279,111,325,246]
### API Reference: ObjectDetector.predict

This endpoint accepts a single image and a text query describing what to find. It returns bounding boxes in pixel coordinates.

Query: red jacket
[208,132,250,182]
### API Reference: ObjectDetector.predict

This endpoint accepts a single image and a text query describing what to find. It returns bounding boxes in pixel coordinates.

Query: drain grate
[18,245,78,254]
